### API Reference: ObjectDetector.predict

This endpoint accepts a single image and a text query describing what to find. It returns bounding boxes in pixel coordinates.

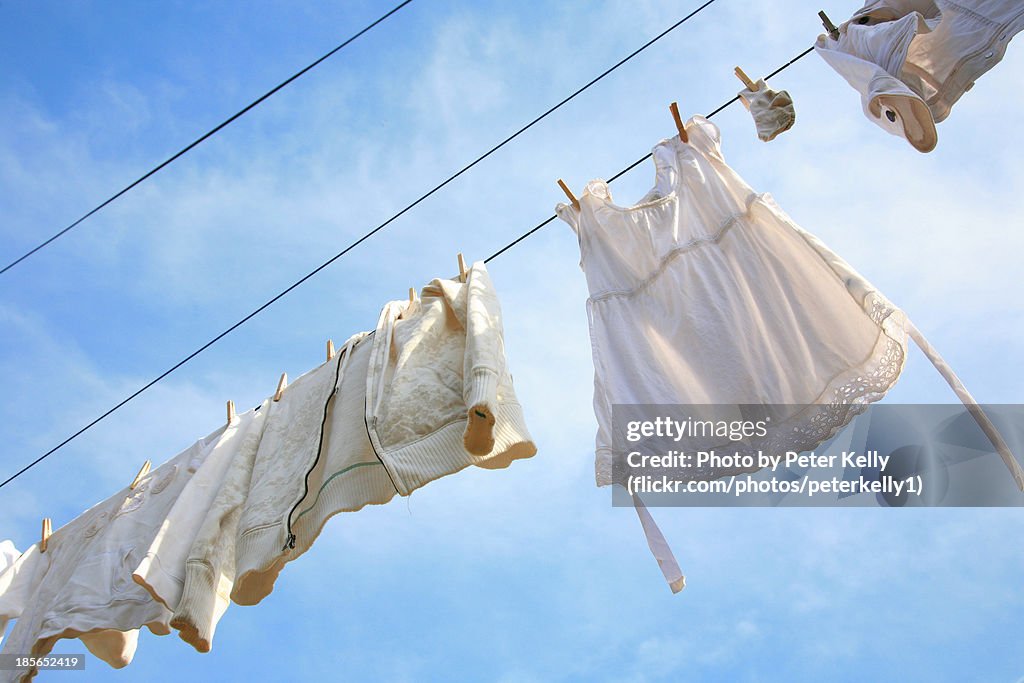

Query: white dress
[556,115,1022,592]
[561,114,1024,589]
[557,116,908,488]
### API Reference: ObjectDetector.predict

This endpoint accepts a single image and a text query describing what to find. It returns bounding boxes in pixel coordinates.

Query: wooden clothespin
[130,460,151,490]
[399,288,417,320]
[326,339,336,361]
[557,179,580,211]
[669,102,689,143]
[457,253,468,283]
[819,10,840,40]
[226,400,236,425]
[274,373,288,402]
[41,518,52,553]
[734,66,758,91]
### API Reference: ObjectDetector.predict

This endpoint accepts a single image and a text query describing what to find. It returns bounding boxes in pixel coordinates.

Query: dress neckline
[583,133,695,214]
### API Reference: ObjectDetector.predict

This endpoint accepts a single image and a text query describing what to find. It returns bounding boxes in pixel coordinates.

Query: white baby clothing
[555,115,1023,592]
[0,434,218,681]
[228,261,535,608]
[816,0,1024,151]
[557,116,909,488]
[0,541,20,644]
[737,78,796,142]
[229,348,363,608]
[0,540,138,676]
[557,116,910,592]
[133,408,263,612]
[168,401,270,653]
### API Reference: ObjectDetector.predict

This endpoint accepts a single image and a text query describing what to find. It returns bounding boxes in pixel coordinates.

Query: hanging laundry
[133,404,268,612]
[737,78,796,141]
[557,116,909,491]
[227,332,373,609]
[555,115,1022,590]
[171,260,536,652]
[0,541,20,645]
[0,430,223,682]
[815,0,1024,151]
[0,543,19,572]
[167,402,270,653]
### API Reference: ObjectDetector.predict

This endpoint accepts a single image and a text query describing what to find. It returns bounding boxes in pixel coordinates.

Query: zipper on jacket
[366,412,401,495]
[283,343,349,553]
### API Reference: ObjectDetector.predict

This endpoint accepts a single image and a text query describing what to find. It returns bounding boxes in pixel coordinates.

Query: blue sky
[1,0,1023,681]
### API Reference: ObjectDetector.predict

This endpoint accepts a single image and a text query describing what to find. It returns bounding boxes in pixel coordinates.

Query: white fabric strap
[371,304,400,422]
[908,321,1024,491]
[337,332,366,386]
[631,492,685,594]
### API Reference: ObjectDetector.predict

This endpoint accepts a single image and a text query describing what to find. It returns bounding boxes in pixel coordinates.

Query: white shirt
[816,0,1024,151]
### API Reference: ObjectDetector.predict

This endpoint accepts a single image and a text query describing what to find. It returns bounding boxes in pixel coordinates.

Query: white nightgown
[556,115,1022,590]
[557,116,908,487]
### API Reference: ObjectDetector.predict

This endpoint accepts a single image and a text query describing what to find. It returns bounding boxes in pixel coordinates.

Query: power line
[0,0,731,490]
[0,0,416,276]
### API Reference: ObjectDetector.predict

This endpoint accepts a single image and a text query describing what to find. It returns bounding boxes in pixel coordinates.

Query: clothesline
[3,2,1022,676]
[485,45,815,264]
[0,0,417,276]
[0,0,736,490]
[3,262,539,673]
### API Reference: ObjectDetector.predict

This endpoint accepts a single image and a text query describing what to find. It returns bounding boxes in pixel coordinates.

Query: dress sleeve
[555,198,580,228]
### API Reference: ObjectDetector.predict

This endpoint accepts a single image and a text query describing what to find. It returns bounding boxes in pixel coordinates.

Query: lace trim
[587,188,910,485]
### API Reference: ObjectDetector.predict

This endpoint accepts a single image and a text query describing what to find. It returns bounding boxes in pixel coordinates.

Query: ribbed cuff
[170,560,224,654]
[466,367,499,411]
[464,368,499,455]
[232,523,286,607]
[383,401,536,494]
